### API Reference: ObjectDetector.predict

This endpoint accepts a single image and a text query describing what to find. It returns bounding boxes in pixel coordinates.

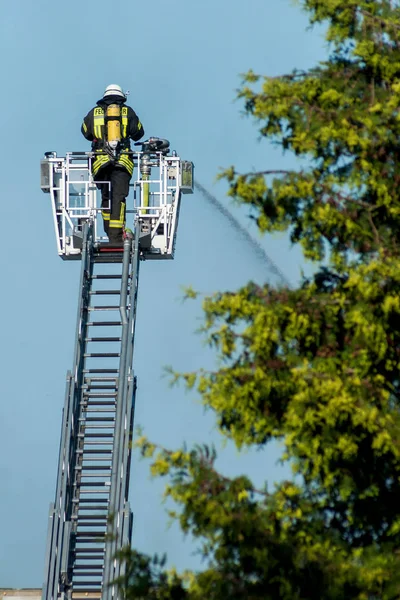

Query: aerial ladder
[40,138,194,600]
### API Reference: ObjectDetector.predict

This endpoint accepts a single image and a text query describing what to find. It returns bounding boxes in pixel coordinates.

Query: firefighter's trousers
[95,165,131,244]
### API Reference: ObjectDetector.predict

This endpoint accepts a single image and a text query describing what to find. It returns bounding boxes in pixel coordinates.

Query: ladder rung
[91,274,122,279]
[74,486,110,494]
[78,433,113,442]
[84,380,118,385]
[70,585,102,591]
[71,592,102,596]
[76,465,111,470]
[81,424,114,430]
[70,588,102,593]
[78,506,108,516]
[83,369,119,373]
[78,476,111,482]
[74,555,104,560]
[82,466,111,470]
[75,544,104,562]
[76,522,107,527]
[84,353,120,358]
[74,497,109,503]
[81,401,116,406]
[87,321,122,327]
[75,506,108,511]
[82,463,112,467]
[81,408,115,414]
[77,516,108,522]
[77,483,111,489]
[75,531,106,537]
[83,416,115,422]
[89,290,120,295]
[77,449,112,455]
[81,426,115,431]
[85,337,121,342]
[78,507,109,513]
[73,540,105,545]
[81,462,111,468]
[83,386,117,398]
[75,481,110,486]
[74,569,103,575]
[79,433,114,438]
[77,522,107,528]
[88,306,120,311]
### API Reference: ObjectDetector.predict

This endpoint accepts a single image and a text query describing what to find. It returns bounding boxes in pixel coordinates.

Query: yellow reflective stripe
[93,107,104,139]
[137,120,142,130]
[117,155,132,167]
[101,211,110,221]
[82,121,87,132]
[121,106,128,138]
[93,156,108,169]
[117,157,133,175]
[92,153,109,175]
[109,203,125,228]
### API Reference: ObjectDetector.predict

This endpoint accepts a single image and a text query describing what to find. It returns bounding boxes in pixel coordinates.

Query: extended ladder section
[41,140,193,600]
[43,225,140,600]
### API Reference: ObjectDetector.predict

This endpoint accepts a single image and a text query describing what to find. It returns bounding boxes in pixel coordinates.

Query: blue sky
[0,0,327,587]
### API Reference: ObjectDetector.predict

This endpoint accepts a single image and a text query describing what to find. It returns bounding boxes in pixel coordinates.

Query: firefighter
[81,84,145,244]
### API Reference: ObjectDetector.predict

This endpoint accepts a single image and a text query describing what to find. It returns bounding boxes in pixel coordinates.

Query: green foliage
[114,2,400,598]
[112,547,187,600]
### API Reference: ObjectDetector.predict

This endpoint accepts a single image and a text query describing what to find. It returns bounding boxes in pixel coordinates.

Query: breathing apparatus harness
[105,103,123,158]
[92,101,128,161]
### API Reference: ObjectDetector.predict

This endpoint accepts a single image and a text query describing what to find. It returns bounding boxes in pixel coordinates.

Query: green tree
[115,1,400,598]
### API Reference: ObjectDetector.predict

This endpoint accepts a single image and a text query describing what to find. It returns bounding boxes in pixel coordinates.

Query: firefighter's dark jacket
[81,95,144,178]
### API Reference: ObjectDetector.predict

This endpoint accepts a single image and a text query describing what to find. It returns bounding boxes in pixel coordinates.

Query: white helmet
[103,84,126,100]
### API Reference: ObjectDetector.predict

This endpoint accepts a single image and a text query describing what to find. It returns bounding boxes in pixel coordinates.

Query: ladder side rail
[42,371,74,600]
[116,503,133,583]
[43,500,62,600]
[121,502,133,555]
[123,377,137,507]
[124,230,140,384]
[103,225,140,597]
[111,379,134,585]
[65,225,96,585]
[113,377,136,583]
[50,377,75,600]
[60,521,72,600]
[42,503,55,600]
[58,225,94,592]
[118,233,140,516]
[103,236,135,598]
[112,239,141,583]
